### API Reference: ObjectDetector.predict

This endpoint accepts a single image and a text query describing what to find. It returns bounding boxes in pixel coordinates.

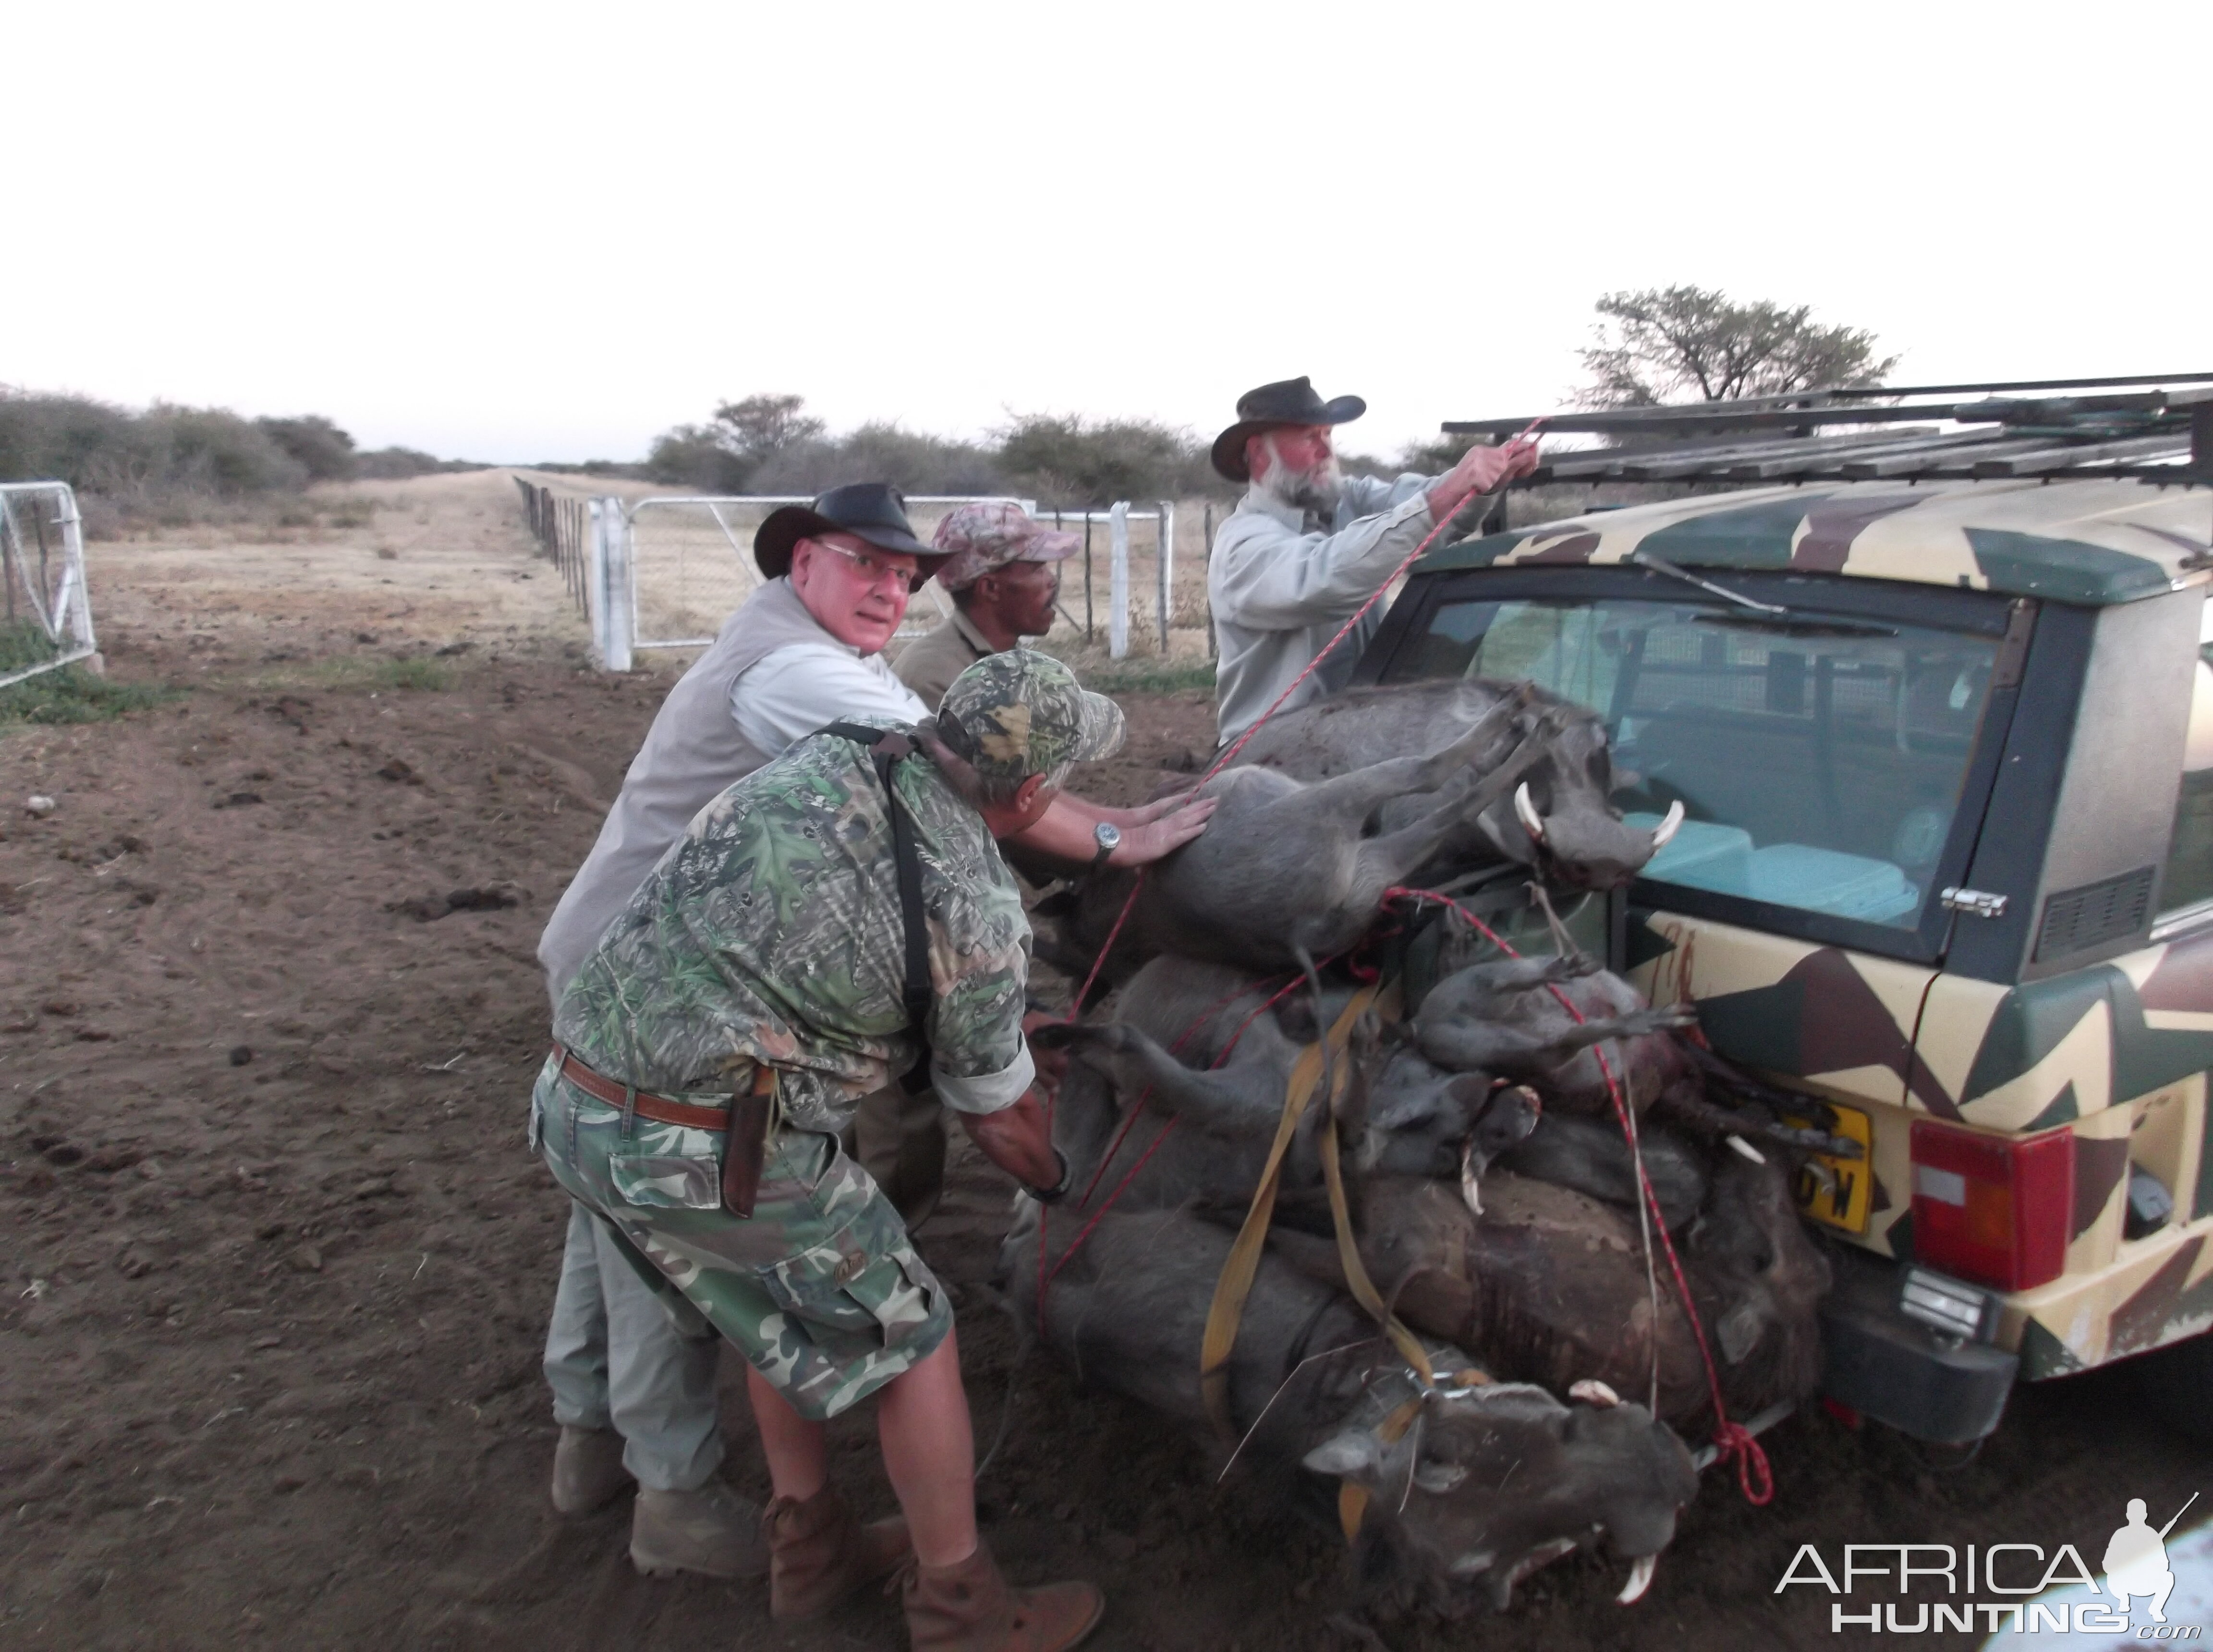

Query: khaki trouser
[851,1080,947,1229]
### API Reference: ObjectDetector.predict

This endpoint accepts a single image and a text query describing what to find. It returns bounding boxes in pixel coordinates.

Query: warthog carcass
[1267,1154,1831,1429]
[1034,952,1827,1430]
[1413,953,1697,1117]
[1034,695,1549,988]
[999,1201,1700,1616]
[1226,678,1685,891]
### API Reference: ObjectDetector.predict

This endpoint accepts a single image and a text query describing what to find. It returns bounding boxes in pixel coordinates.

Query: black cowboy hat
[1210,376,1367,482]
[753,482,950,580]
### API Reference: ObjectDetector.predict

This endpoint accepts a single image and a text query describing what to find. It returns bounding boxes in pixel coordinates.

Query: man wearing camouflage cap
[893,501,1079,709]
[535,648,1119,1651]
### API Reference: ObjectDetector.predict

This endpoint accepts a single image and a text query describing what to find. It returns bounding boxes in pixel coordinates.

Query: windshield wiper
[1630,550,1897,637]
[1630,551,1787,614]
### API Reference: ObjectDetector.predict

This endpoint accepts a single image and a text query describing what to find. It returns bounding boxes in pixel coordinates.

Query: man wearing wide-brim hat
[1206,377,1539,745]
[531,482,1212,1587]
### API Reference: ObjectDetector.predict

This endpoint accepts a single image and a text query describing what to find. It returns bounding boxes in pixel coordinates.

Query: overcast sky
[9,1,2208,464]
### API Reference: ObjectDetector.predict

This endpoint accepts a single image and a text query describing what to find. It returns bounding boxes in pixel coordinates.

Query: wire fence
[514,477,590,611]
[508,480,1234,669]
[622,496,1034,651]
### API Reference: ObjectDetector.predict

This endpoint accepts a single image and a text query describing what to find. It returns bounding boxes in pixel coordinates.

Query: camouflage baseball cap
[932,502,1082,593]
[937,648,1125,784]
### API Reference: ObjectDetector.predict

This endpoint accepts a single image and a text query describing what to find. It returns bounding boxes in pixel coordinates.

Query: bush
[644,425,753,491]
[146,405,307,495]
[256,415,356,482]
[0,388,359,510]
[357,447,484,479]
[750,422,1004,497]
[997,414,1219,505]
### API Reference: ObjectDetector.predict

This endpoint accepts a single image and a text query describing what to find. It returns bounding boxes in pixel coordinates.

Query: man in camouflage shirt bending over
[534,649,1112,1652]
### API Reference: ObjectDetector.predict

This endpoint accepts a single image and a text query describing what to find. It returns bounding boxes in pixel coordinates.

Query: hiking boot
[630,1480,770,1579]
[549,1425,631,1516]
[902,1543,1103,1652]
[766,1483,912,1620]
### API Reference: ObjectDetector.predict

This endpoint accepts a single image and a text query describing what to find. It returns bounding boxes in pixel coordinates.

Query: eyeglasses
[805,538,922,595]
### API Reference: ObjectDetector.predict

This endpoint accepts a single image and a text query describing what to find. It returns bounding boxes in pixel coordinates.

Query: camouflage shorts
[529,1051,954,1421]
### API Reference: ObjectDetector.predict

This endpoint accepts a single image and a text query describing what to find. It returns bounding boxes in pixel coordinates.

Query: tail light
[1908,1121,2074,1292]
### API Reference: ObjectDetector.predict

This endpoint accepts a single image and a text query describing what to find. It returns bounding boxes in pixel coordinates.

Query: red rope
[1380,885,1774,1506]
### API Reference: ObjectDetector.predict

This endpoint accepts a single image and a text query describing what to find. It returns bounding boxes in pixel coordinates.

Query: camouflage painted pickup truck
[1353,474,2213,1444]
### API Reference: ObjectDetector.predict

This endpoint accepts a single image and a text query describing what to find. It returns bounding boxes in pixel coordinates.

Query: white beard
[1254,437,1343,515]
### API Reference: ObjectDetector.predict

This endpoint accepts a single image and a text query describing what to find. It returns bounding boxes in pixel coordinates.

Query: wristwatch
[1089,820,1121,873]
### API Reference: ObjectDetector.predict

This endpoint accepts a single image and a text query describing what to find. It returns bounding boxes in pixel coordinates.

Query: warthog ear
[1301,1429,1383,1481]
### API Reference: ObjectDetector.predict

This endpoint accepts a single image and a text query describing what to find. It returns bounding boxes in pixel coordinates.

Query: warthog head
[1302,1379,1699,1616]
[1491,710,1682,891]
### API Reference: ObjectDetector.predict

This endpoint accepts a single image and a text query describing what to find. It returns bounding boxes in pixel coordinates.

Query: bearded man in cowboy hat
[1206,377,1539,745]
[532,482,1212,1582]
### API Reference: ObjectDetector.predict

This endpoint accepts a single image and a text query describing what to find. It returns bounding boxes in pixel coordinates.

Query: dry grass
[85,469,590,667]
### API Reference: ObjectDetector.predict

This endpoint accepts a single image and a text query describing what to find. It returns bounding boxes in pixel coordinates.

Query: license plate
[1787,1103,1873,1234]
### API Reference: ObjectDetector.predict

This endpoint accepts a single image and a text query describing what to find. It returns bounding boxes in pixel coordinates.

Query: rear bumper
[1819,1245,2018,1445]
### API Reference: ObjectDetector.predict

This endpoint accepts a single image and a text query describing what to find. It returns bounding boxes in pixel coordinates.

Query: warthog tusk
[1617,1554,1657,1604]
[1649,799,1686,850]
[1513,782,1546,844]
[1459,1137,1483,1217]
[1570,1378,1620,1407]
[1727,1133,1767,1165]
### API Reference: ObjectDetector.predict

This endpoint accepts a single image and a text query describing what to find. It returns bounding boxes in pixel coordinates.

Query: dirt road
[0,474,2200,1650]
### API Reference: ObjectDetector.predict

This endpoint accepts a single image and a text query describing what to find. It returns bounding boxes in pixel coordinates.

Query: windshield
[1404,595,2001,929]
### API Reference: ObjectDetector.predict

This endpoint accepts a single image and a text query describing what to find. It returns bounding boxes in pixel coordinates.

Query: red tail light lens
[1908,1121,2074,1292]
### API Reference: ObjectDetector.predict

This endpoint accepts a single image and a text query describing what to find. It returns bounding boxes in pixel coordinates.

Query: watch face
[1095,822,1121,849]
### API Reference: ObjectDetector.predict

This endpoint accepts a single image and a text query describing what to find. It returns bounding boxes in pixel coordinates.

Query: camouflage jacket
[554,722,1036,1133]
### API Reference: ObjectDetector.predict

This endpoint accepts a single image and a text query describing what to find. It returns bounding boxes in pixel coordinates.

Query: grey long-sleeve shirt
[1206,472,1435,745]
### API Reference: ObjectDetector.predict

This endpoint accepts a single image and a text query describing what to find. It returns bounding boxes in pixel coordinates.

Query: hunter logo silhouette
[2104,1494,2199,1624]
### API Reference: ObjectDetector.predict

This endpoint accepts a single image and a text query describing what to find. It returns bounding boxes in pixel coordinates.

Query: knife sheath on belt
[721,1065,775,1218]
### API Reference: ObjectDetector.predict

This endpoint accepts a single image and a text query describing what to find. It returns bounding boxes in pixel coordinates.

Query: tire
[2128,1329,2213,1444]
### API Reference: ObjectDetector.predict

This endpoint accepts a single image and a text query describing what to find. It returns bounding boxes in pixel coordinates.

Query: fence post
[1107,502,1130,660]
[1082,516,1094,643]
[1155,500,1175,656]
[590,498,635,671]
[1203,503,1216,659]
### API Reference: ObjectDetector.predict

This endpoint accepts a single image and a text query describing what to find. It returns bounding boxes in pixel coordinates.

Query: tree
[1578,286,1899,407]
[645,393,826,491]
[711,393,824,462]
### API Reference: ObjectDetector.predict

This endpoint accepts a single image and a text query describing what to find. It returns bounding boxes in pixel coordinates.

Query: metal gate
[596,495,1034,667]
[0,483,97,688]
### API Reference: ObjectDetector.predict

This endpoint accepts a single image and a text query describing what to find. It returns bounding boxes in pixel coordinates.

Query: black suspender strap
[820,722,935,1095]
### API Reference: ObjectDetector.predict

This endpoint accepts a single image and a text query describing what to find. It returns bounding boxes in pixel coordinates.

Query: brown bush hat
[932,502,1082,593]
[1210,376,1367,482]
[754,482,950,580]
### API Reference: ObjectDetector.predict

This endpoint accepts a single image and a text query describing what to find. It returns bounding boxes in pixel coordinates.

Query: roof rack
[1444,373,2213,486]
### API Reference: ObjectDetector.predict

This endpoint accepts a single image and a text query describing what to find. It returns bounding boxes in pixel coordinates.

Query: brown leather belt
[552,1046,736,1131]
[550,1046,777,1219]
